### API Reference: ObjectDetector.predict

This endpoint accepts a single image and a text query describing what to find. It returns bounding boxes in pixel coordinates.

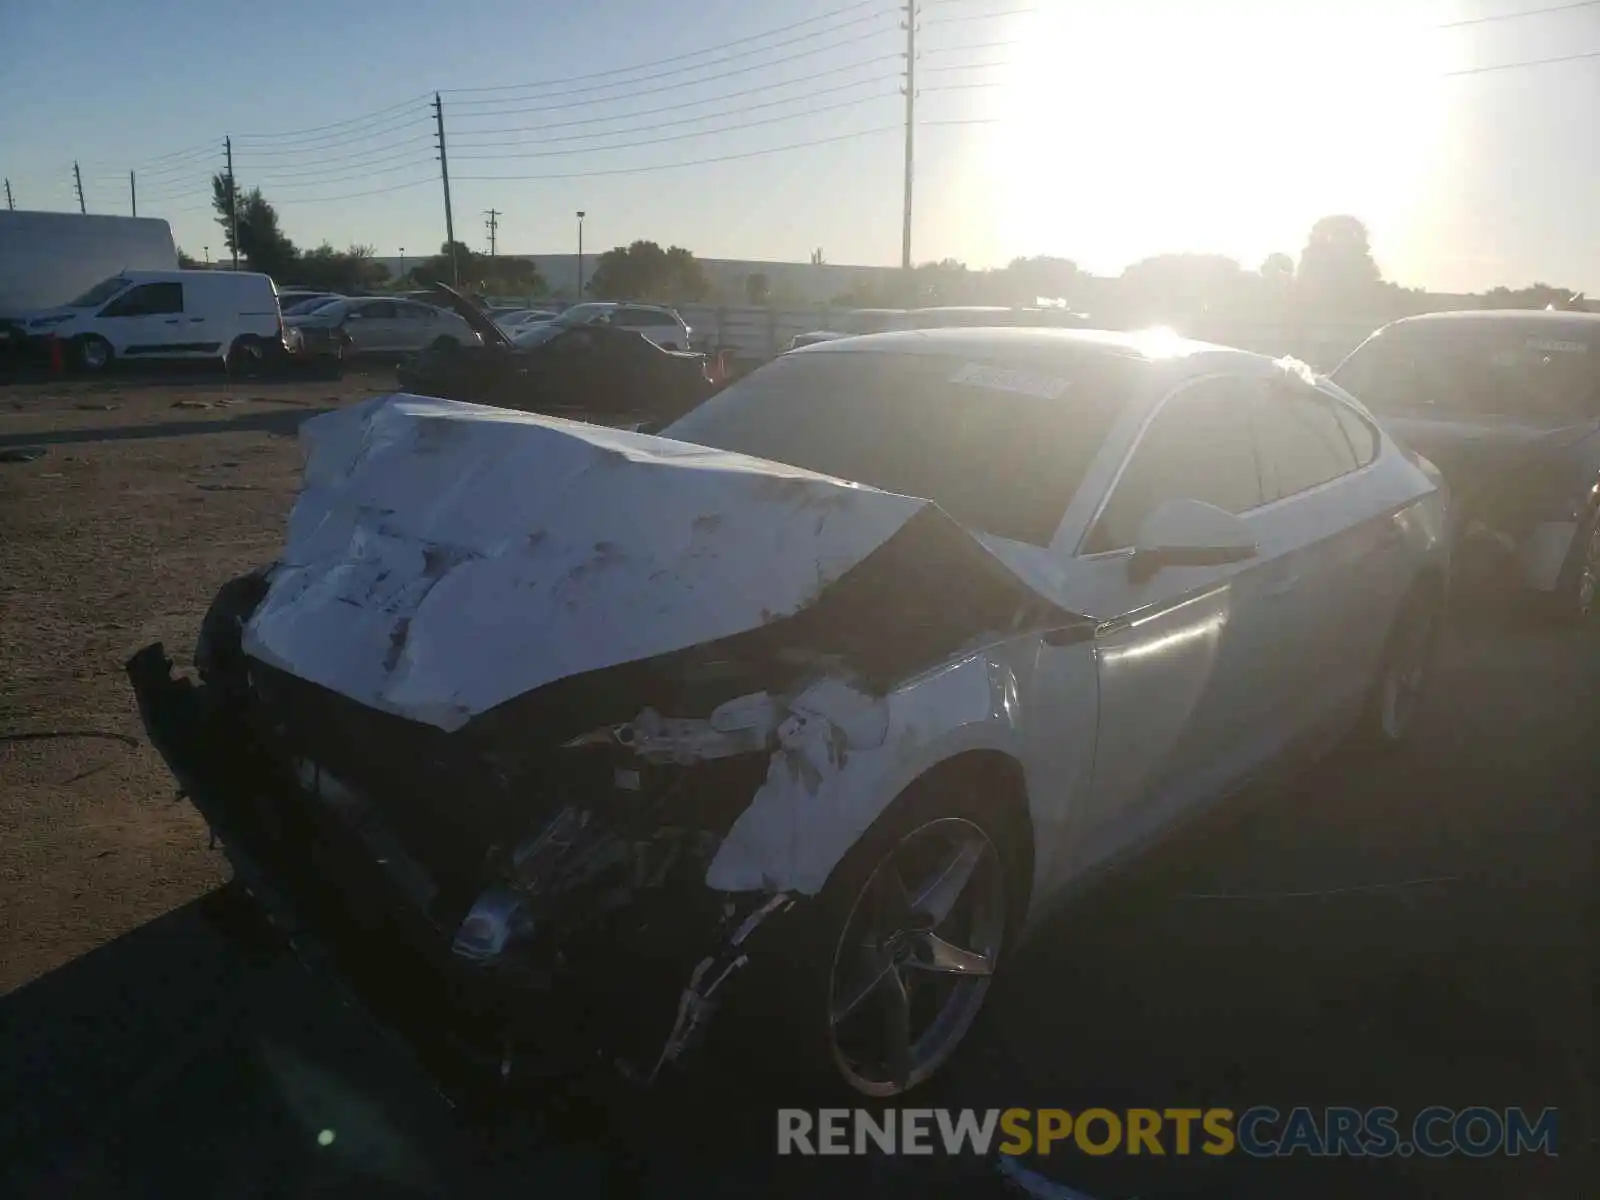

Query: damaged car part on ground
[127,327,1451,1099]
[1332,308,1600,620]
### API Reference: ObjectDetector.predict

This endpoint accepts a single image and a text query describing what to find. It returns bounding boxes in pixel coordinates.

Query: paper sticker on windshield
[949,362,1071,399]
[1525,338,1587,354]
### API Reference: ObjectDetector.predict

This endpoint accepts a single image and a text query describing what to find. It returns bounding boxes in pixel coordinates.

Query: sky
[2,0,1598,293]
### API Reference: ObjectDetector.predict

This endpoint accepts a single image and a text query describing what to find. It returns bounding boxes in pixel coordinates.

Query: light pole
[575,211,585,301]
[203,246,210,266]
[399,247,406,282]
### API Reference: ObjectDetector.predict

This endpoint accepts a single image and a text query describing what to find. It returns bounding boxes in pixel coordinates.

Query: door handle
[163,318,180,324]
[189,317,205,323]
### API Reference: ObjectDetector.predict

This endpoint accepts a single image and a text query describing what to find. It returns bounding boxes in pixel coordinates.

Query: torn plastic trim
[644,890,796,1083]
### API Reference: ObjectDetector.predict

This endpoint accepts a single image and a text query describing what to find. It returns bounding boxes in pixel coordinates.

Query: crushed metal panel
[244,395,1090,733]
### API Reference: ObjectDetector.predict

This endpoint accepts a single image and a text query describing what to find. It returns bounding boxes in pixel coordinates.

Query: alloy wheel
[827,817,1006,1097]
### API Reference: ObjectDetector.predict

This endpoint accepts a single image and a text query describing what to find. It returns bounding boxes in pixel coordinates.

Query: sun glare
[982,1,1451,271]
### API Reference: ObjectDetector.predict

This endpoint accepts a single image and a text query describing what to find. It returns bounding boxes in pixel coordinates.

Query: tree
[744,271,771,306]
[1119,253,1250,320]
[1003,255,1082,304]
[176,247,201,269]
[290,242,389,292]
[210,174,297,277]
[1259,252,1295,283]
[588,240,710,302]
[1297,215,1380,306]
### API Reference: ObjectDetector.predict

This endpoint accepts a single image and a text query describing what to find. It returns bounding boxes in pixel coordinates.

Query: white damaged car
[128,328,1449,1098]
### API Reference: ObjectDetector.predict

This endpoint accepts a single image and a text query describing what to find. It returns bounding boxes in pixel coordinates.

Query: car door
[1249,379,1397,725]
[391,302,436,351]
[1047,373,1298,861]
[96,281,184,358]
[345,300,399,352]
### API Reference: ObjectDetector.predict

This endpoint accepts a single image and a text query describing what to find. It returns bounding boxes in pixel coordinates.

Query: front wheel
[728,773,1023,1100]
[226,336,267,377]
[76,335,113,373]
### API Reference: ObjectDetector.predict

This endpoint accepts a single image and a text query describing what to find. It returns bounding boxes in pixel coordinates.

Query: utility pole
[73,161,86,214]
[4,179,13,211]
[224,136,238,269]
[575,211,586,300]
[434,93,459,286]
[129,170,137,217]
[483,208,499,258]
[900,0,916,272]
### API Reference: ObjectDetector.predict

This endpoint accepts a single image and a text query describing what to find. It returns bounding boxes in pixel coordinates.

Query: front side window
[1084,376,1264,554]
[357,300,397,319]
[100,282,182,317]
[1253,384,1361,500]
[663,349,1137,545]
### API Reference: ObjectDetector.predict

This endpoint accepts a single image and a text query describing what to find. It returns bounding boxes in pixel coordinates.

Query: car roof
[793,325,1261,371]
[1384,308,1600,332]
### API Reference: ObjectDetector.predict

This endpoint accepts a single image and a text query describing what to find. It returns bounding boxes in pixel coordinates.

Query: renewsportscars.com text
[776,1106,1559,1158]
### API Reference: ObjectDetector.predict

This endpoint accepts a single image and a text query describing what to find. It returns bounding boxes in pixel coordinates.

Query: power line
[920,61,1015,74]
[1445,47,1600,74]
[921,39,1022,55]
[241,158,440,190]
[234,92,433,141]
[454,124,902,181]
[923,7,1040,24]
[444,28,900,114]
[448,57,900,137]
[269,176,439,205]
[1441,0,1600,28]
[235,111,432,155]
[233,136,436,177]
[451,92,898,160]
[442,0,892,97]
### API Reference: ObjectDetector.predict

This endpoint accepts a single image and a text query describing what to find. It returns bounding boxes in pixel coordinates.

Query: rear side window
[1085,376,1263,554]
[1330,396,1379,466]
[1253,385,1360,499]
[101,282,182,317]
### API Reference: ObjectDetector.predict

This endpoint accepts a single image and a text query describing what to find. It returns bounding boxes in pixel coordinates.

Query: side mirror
[1129,498,1258,584]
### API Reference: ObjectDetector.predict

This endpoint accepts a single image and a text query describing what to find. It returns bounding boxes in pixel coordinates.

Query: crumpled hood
[242,394,1082,733]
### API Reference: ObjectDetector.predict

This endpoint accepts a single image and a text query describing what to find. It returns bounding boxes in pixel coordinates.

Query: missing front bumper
[124,643,797,1085]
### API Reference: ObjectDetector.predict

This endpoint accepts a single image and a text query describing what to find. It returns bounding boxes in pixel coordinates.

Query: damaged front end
[128,597,813,1086]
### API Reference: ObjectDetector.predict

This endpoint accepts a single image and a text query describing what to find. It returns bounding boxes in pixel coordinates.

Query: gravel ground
[0,375,1592,1199]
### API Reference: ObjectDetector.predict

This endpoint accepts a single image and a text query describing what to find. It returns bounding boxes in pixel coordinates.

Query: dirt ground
[0,370,390,992]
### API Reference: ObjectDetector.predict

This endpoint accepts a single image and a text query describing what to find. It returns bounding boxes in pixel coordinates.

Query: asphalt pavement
[0,605,1592,1200]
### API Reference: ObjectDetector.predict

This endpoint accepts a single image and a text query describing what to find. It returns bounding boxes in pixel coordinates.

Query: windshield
[1334,321,1600,420]
[662,348,1136,545]
[68,275,131,308]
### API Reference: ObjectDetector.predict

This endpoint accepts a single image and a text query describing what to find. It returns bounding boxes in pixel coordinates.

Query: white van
[22,269,283,372]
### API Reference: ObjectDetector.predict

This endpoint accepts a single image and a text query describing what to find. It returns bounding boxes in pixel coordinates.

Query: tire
[1359,579,1444,748]
[319,346,345,381]
[76,335,113,373]
[724,764,1026,1101]
[226,336,266,377]
[430,336,458,350]
[1549,509,1599,625]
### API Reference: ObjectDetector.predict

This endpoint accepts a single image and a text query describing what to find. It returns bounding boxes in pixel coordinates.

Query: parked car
[283,295,479,358]
[277,289,337,313]
[1331,309,1599,619]
[539,301,692,350]
[396,283,712,426]
[127,328,1448,1101]
[1,211,177,323]
[492,308,558,336]
[788,308,909,350]
[20,269,282,372]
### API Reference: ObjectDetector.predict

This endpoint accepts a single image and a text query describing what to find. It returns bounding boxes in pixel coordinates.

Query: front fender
[703,652,1025,896]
